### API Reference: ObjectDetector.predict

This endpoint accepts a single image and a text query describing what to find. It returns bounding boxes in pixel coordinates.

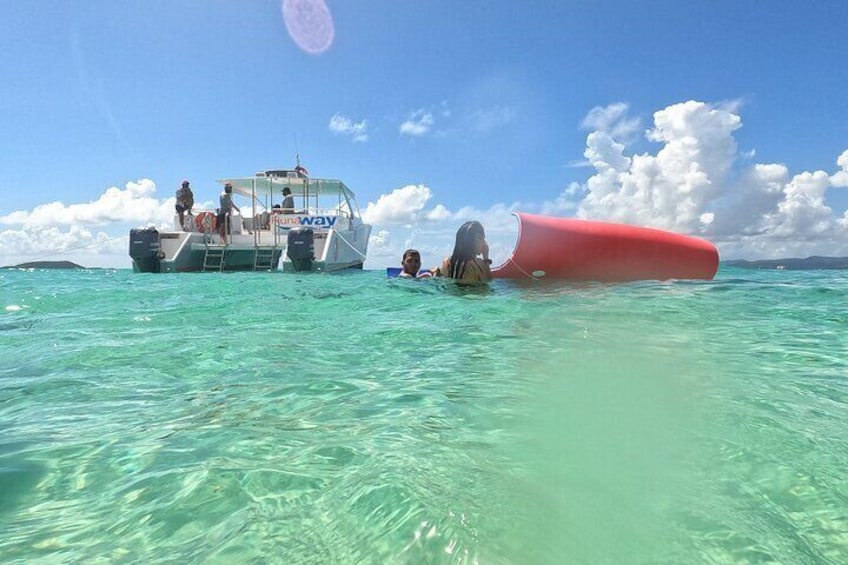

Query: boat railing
[269,207,353,218]
[182,206,353,254]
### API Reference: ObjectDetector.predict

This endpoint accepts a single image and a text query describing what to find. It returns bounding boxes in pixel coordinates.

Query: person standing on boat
[281,187,295,213]
[439,221,492,283]
[217,183,240,245]
[175,180,194,230]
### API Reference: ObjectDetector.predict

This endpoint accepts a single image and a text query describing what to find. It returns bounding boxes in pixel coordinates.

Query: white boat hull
[130,221,370,273]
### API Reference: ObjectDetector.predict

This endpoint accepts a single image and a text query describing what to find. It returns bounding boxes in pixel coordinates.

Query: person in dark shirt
[217,183,241,245]
[175,180,194,230]
[281,187,295,213]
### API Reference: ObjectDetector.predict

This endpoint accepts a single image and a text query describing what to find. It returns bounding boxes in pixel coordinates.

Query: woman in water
[440,220,492,284]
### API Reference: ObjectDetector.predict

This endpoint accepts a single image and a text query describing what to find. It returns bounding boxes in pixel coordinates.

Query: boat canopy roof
[216,173,356,200]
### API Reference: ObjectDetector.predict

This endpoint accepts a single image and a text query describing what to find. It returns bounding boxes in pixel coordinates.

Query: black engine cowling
[129,228,161,272]
[286,227,314,272]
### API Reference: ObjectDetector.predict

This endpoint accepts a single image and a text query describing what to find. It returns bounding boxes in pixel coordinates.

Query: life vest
[195,211,217,232]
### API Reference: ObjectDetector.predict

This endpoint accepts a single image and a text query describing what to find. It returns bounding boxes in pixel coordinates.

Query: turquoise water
[1,267,847,563]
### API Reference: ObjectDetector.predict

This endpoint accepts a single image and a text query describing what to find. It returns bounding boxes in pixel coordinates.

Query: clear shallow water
[1,267,847,563]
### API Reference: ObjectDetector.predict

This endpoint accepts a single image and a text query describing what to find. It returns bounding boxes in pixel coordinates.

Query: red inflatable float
[491,213,719,281]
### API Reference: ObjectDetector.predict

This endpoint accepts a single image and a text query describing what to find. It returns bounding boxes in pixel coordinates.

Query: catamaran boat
[129,169,371,273]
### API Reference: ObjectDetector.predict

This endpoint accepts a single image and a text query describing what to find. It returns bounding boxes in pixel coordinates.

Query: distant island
[723,256,848,270]
[1,261,86,270]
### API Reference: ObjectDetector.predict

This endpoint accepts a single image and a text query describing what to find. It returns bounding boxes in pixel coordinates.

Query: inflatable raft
[491,213,719,281]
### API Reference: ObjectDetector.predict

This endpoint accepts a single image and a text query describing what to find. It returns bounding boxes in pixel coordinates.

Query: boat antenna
[294,132,300,168]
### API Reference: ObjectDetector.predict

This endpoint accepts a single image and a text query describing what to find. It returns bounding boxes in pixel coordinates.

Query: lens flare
[282,0,335,55]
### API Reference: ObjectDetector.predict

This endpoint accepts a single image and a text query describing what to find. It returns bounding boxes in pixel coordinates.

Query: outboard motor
[129,228,161,273]
[286,227,314,272]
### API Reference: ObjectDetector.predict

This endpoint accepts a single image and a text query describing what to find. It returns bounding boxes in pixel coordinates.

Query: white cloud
[761,170,835,238]
[576,100,848,258]
[425,204,451,222]
[361,184,437,225]
[581,102,642,140]
[541,182,584,215]
[832,149,848,187]
[707,163,788,236]
[328,113,368,142]
[0,225,128,268]
[0,179,175,268]
[399,110,434,137]
[0,179,168,228]
[368,229,391,250]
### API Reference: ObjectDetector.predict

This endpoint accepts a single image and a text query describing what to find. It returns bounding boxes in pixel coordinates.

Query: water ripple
[1,268,847,562]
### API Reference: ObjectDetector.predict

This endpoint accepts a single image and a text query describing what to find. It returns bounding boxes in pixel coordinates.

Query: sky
[1,1,847,269]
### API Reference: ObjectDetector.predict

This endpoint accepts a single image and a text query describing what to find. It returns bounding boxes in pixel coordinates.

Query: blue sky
[2,1,847,268]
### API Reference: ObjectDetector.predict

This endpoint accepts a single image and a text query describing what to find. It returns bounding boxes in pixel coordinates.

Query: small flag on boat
[294,164,309,177]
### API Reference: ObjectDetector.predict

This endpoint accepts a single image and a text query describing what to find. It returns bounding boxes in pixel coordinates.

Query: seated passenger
[281,187,295,214]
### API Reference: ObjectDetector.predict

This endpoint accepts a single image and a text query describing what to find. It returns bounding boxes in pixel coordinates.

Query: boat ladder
[253,247,276,271]
[203,246,226,272]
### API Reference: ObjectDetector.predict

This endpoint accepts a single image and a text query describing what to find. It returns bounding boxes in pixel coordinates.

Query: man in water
[399,249,433,278]
[217,183,241,245]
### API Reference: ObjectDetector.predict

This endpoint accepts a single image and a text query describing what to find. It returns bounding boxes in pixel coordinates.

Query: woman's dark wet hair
[447,221,485,279]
